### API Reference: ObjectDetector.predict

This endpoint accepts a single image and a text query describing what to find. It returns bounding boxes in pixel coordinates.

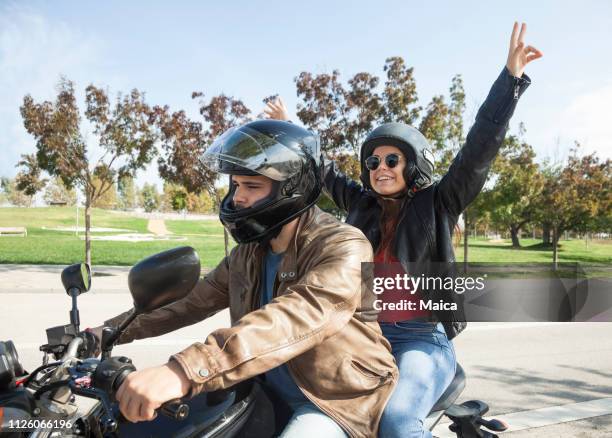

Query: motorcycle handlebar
[159,398,190,421]
[37,339,190,423]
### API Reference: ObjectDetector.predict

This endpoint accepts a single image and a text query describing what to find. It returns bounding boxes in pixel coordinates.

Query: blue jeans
[379,321,456,438]
[280,400,347,437]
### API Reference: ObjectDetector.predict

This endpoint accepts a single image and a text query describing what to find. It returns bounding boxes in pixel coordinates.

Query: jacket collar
[253,206,318,282]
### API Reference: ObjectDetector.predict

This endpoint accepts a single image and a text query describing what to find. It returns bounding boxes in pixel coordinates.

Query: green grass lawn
[0,207,610,269]
[456,237,612,265]
[0,207,230,267]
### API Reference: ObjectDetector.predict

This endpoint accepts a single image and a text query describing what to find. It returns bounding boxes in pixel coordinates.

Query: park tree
[0,178,8,205]
[381,57,421,125]
[15,154,48,202]
[535,146,610,267]
[153,93,251,255]
[2,176,37,207]
[162,182,188,212]
[186,191,215,213]
[418,95,450,173]
[139,183,160,213]
[44,176,76,206]
[117,175,137,210]
[487,135,543,247]
[90,177,118,209]
[19,78,157,265]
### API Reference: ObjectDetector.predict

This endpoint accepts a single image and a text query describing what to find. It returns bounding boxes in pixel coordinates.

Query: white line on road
[433,397,612,437]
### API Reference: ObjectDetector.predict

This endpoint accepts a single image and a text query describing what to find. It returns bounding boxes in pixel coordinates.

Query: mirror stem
[68,287,81,332]
[101,311,139,359]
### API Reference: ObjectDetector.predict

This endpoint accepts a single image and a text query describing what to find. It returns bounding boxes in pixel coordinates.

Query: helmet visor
[201,126,305,181]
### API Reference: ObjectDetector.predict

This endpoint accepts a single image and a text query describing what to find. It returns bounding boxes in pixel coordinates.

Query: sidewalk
[0,264,212,294]
[0,264,130,294]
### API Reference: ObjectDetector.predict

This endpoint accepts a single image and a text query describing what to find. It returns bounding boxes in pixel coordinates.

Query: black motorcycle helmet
[201,120,323,244]
[360,123,435,195]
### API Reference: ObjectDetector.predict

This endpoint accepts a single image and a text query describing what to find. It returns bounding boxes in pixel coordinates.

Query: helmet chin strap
[256,225,283,248]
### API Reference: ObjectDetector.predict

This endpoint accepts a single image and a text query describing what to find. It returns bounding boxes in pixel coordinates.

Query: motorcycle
[0,246,508,437]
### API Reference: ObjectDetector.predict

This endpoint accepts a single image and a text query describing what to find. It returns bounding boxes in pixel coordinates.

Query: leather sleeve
[322,158,366,212]
[103,256,231,345]
[436,67,531,217]
[170,233,373,396]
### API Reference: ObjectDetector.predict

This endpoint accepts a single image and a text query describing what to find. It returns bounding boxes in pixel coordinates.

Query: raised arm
[436,22,542,217]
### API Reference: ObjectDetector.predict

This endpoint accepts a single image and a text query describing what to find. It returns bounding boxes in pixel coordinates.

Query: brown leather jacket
[104,206,398,437]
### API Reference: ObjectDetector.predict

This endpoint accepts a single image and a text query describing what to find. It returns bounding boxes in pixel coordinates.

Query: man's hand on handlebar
[115,360,191,422]
[76,327,102,358]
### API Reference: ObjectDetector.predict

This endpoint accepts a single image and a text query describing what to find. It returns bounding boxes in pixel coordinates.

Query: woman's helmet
[360,123,435,195]
[201,120,323,244]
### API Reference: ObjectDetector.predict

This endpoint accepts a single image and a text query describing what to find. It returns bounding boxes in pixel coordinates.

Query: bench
[0,227,27,237]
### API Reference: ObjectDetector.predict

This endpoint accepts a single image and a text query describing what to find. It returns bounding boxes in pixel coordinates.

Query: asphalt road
[1,265,611,437]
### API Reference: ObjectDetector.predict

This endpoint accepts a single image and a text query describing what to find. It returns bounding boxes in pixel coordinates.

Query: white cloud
[0,4,104,178]
[554,83,612,159]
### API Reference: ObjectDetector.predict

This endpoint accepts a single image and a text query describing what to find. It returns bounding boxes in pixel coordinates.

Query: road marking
[433,397,612,437]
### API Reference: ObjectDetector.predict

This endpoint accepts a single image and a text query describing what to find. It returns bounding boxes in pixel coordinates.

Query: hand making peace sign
[506,22,543,78]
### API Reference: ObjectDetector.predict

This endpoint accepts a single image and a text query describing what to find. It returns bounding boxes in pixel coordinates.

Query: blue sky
[1,1,611,189]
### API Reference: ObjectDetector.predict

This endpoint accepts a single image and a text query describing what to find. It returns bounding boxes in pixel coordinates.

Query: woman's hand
[263,97,290,121]
[506,22,543,78]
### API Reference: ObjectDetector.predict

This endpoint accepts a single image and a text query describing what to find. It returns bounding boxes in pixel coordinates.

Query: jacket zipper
[513,78,520,99]
[493,76,521,123]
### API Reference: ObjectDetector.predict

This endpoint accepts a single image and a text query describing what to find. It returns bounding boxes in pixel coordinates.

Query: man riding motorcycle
[93,120,398,437]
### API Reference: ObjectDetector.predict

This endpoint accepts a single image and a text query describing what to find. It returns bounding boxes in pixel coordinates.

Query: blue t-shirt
[260,248,308,404]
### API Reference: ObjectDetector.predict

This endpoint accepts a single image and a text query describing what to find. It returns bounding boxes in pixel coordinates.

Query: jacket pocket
[349,357,389,382]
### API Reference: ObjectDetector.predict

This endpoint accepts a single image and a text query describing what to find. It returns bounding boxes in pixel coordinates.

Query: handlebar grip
[159,398,190,421]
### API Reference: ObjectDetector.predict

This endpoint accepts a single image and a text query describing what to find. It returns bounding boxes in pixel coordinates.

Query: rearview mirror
[128,246,200,313]
[61,263,91,295]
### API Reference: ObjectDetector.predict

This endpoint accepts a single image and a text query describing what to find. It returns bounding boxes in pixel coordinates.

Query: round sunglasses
[365,153,402,171]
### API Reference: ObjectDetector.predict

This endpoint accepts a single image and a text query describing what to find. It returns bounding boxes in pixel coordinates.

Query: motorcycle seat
[430,363,466,413]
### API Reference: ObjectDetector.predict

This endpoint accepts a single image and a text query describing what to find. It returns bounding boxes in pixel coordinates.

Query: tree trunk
[552,226,559,271]
[543,222,551,244]
[510,225,521,248]
[85,192,92,267]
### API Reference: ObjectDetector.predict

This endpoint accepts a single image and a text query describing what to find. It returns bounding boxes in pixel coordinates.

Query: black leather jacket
[323,67,531,340]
